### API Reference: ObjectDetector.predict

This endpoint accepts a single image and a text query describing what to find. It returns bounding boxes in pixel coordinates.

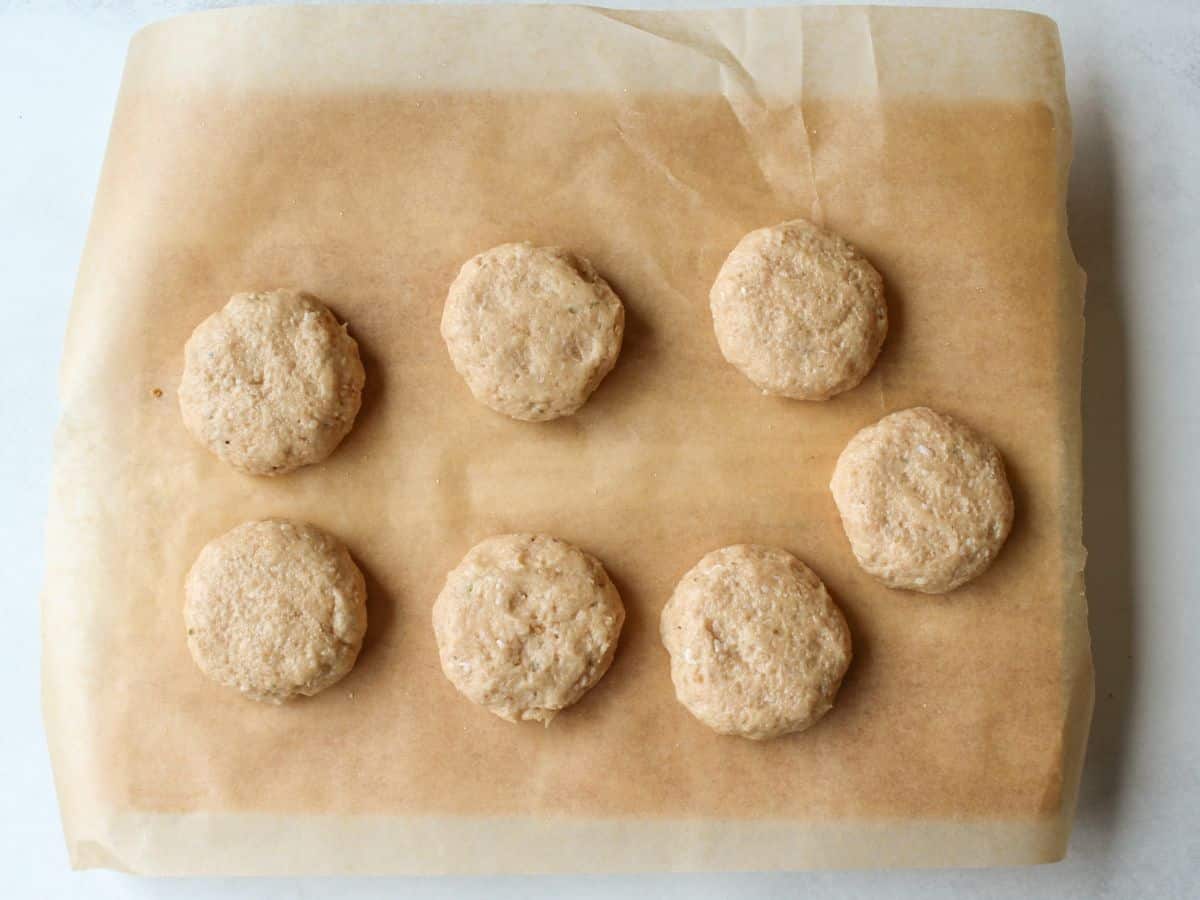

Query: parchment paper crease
[43,4,1091,874]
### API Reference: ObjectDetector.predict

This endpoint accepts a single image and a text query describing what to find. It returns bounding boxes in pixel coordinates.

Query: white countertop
[3,1,1197,897]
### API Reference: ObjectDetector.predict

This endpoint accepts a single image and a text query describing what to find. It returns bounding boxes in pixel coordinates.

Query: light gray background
[2,0,1196,896]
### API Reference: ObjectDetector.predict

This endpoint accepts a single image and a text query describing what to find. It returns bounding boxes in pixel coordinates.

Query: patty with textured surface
[441,243,625,421]
[184,519,368,703]
[433,533,625,724]
[830,406,1014,593]
[660,544,852,741]
[710,219,887,400]
[179,289,365,475]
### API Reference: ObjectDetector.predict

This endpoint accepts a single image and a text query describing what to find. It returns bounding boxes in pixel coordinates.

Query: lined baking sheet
[43,4,1090,873]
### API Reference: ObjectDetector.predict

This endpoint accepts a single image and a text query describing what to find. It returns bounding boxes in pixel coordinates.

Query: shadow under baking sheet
[1068,92,1138,861]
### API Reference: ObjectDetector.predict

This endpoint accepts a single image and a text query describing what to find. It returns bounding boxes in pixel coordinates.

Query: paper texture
[43,4,1091,874]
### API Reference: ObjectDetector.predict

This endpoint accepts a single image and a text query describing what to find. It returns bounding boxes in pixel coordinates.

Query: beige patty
[710,219,887,400]
[184,519,368,703]
[661,544,853,740]
[432,533,625,724]
[830,406,1014,593]
[441,243,625,421]
[179,289,365,475]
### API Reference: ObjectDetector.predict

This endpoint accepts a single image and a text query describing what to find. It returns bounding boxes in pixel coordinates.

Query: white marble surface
[2,1,1197,897]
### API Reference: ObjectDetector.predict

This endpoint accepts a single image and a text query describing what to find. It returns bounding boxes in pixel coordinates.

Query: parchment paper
[43,4,1091,874]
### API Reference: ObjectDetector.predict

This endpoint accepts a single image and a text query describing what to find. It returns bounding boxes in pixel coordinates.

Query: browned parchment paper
[43,4,1092,874]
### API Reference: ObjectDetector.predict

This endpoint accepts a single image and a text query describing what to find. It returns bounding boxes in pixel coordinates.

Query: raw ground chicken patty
[184,519,368,703]
[660,544,852,740]
[710,218,887,400]
[432,533,625,724]
[178,289,365,475]
[440,243,625,421]
[830,406,1014,593]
